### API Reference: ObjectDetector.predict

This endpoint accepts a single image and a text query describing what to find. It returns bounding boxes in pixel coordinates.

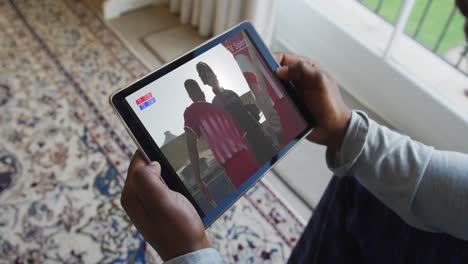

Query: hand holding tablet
[111,22,314,227]
[121,151,211,261]
[274,53,351,151]
[115,22,352,260]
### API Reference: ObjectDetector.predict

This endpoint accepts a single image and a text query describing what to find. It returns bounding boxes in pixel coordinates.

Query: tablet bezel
[110,21,314,227]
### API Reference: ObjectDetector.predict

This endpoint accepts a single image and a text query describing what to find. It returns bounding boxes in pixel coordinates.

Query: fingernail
[276,66,287,75]
[148,161,160,168]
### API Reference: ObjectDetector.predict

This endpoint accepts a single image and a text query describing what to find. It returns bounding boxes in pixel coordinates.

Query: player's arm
[185,128,202,183]
[185,128,213,202]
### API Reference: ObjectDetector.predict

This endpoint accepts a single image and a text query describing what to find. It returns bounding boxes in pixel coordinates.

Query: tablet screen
[124,31,307,221]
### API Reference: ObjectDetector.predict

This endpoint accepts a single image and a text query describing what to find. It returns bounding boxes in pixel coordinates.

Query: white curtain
[168,0,277,46]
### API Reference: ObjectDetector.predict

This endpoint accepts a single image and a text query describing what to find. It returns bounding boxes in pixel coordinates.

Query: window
[273,0,468,153]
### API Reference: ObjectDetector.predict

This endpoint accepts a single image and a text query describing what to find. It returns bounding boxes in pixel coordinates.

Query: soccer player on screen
[183,79,260,205]
[195,62,277,165]
[243,71,306,146]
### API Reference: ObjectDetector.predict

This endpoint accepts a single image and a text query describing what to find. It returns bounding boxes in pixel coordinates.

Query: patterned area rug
[0,0,304,263]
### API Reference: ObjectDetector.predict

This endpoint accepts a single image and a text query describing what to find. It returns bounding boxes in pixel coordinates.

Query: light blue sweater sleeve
[327,111,468,241]
[164,248,223,264]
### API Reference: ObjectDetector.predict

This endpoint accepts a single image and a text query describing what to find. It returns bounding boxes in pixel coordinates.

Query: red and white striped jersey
[184,102,248,165]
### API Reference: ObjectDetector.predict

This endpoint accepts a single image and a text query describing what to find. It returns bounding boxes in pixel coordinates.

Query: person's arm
[185,128,215,205]
[274,52,468,241]
[327,111,468,240]
[120,151,219,262]
[185,128,202,185]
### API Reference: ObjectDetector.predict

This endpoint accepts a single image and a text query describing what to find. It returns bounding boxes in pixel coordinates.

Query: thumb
[276,61,320,82]
[130,161,170,207]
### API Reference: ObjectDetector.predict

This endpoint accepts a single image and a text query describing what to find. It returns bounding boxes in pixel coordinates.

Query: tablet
[110,22,314,227]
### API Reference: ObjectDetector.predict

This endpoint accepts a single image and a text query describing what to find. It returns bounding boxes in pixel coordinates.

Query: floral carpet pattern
[0,0,304,263]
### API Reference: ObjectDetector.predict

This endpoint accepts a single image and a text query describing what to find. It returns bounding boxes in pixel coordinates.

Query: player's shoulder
[224,89,241,99]
[212,96,222,106]
[224,89,237,95]
[183,103,195,117]
[185,102,212,114]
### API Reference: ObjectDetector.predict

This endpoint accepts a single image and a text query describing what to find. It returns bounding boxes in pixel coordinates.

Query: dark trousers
[288,176,468,264]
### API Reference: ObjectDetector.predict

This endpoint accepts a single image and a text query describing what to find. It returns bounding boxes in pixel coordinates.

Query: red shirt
[184,102,248,165]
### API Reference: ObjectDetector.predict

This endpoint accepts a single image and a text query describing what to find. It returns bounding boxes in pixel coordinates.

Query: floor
[104,3,386,221]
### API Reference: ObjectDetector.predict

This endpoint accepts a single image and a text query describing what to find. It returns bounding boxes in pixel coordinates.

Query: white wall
[273,0,468,154]
[103,0,167,19]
